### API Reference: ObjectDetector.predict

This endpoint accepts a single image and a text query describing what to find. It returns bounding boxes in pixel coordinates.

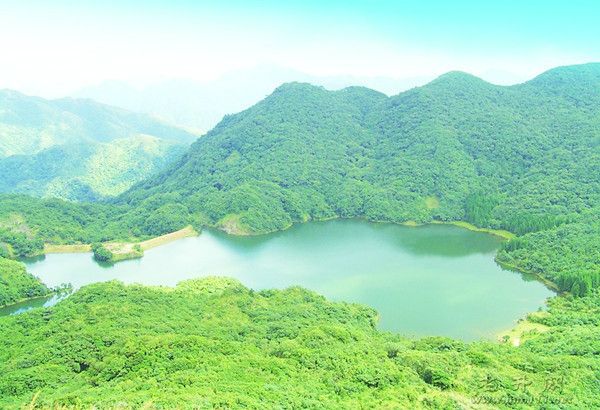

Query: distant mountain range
[0,90,198,201]
[73,65,433,132]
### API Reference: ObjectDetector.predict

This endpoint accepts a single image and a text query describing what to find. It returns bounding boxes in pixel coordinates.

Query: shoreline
[138,226,198,251]
[495,259,561,293]
[38,219,559,346]
[0,292,54,310]
[40,217,550,294]
[44,243,92,253]
[23,218,561,346]
[212,215,517,240]
[43,225,199,256]
[428,220,515,240]
[210,216,560,347]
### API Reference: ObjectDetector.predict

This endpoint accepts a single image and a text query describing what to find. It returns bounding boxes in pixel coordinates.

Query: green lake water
[14,220,553,340]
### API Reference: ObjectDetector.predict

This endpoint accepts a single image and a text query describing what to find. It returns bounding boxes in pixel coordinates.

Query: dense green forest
[1,64,599,296]
[0,258,49,307]
[0,278,598,408]
[121,64,600,235]
[119,63,598,295]
[0,195,136,253]
[498,217,600,296]
[0,64,599,408]
[0,89,197,201]
[0,194,192,255]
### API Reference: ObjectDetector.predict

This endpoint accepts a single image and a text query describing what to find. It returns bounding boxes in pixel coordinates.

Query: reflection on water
[0,294,65,316]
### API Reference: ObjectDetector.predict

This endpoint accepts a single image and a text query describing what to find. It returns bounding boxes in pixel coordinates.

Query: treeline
[465,196,575,236]
[0,195,195,257]
[497,218,600,296]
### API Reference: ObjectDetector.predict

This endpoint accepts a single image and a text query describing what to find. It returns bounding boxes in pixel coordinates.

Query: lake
[14,220,553,340]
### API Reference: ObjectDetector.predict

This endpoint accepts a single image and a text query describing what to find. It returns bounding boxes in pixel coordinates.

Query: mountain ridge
[118,63,599,298]
[0,89,199,200]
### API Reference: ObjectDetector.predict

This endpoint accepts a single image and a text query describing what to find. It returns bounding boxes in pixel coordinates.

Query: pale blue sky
[1,0,598,96]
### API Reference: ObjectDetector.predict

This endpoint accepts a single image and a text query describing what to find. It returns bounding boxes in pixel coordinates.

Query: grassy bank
[43,226,199,262]
[397,219,515,239]
[138,225,198,250]
[431,220,515,240]
[93,225,199,263]
[211,213,517,241]
[498,311,550,346]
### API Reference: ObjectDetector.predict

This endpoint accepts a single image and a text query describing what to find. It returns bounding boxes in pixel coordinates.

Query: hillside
[122,64,600,232]
[117,64,600,294]
[0,257,49,307]
[0,90,198,200]
[0,64,598,294]
[0,278,598,408]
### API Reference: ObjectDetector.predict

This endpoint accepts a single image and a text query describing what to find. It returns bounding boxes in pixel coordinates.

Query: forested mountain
[122,63,599,234]
[0,64,599,408]
[117,64,600,294]
[0,90,198,200]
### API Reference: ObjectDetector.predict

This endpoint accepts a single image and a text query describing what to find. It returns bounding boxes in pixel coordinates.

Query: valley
[0,63,598,408]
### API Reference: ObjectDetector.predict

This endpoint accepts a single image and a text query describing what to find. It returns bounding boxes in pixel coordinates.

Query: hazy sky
[1,0,599,97]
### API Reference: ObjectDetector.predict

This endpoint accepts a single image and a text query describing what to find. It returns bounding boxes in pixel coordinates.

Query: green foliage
[0,279,598,408]
[0,89,197,201]
[0,229,43,258]
[122,66,600,240]
[498,217,600,295]
[91,243,113,262]
[465,190,500,227]
[0,194,183,246]
[142,203,190,236]
[0,257,49,306]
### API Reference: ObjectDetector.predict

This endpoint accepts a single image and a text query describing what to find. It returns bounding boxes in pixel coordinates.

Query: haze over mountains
[73,65,438,132]
[0,90,197,201]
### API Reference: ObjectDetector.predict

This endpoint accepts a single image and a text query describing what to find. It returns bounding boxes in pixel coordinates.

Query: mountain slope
[0,90,198,200]
[118,64,600,294]
[121,64,600,233]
